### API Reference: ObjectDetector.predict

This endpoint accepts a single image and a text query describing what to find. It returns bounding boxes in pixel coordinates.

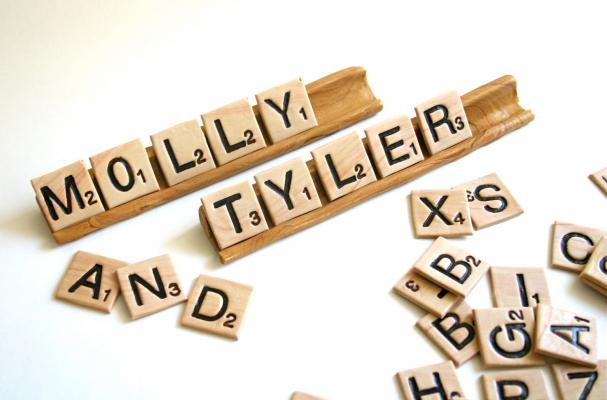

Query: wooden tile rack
[199,75,534,264]
[46,66,382,243]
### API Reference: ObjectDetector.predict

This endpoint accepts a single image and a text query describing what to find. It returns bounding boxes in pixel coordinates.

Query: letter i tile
[181,274,253,340]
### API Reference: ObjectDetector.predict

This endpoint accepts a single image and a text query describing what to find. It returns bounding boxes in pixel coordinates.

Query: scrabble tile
[481,369,549,400]
[489,267,551,307]
[453,173,523,229]
[55,251,127,313]
[255,78,318,143]
[416,301,478,366]
[396,361,465,400]
[291,392,326,400]
[414,90,473,155]
[552,360,606,400]
[89,139,159,209]
[589,167,607,196]
[551,222,606,272]
[474,307,544,368]
[31,161,105,231]
[535,304,597,367]
[311,132,377,201]
[254,158,321,225]
[410,190,473,238]
[581,237,607,292]
[150,119,216,186]
[364,114,424,178]
[393,269,461,317]
[413,237,490,297]
[117,255,187,320]
[181,274,252,340]
[201,98,266,166]
[582,277,607,297]
[201,181,269,249]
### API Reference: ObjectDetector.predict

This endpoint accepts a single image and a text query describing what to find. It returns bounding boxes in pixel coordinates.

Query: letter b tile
[474,307,544,368]
[413,237,489,297]
[181,274,253,340]
[201,181,269,249]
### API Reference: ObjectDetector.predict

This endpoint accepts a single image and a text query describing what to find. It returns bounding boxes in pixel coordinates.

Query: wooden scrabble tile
[364,113,424,178]
[551,222,606,272]
[489,267,551,308]
[396,361,465,400]
[393,269,462,317]
[535,304,597,367]
[254,157,321,225]
[181,274,252,340]
[116,255,187,320]
[255,78,318,143]
[201,98,266,166]
[416,300,478,366]
[413,237,489,297]
[414,90,473,155]
[410,190,473,238]
[481,369,549,400]
[31,160,106,231]
[582,277,607,297]
[291,392,326,400]
[474,307,544,368]
[581,237,607,292]
[201,180,269,249]
[311,132,377,201]
[552,360,606,400]
[453,173,523,229]
[589,167,607,196]
[150,119,216,186]
[89,139,159,209]
[55,251,127,313]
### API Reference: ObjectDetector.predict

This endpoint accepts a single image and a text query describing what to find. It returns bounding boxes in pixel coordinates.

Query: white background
[1,1,606,399]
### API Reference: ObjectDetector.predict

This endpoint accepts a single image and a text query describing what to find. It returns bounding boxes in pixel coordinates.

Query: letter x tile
[410,189,473,238]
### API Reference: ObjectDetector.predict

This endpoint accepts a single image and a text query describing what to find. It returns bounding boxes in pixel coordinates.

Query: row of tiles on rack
[31,78,319,232]
[202,90,475,249]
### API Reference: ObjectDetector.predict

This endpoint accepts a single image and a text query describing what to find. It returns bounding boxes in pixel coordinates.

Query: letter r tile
[415,90,472,155]
[181,274,253,340]
[474,307,544,368]
[201,180,269,249]
[413,237,489,297]
[31,160,106,231]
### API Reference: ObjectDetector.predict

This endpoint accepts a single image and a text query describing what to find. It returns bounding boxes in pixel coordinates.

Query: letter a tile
[453,173,523,230]
[117,255,187,320]
[201,181,269,249]
[413,237,489,297]
[254,157,322,225]
[181,274,253,340]
[551,222,605,272]
[364,114,424,178]
[90,139,159,208]
[552,360,606,400]
[414,90,473,155]
[535,304,597,367]
[410,189,473,238]
[489,267,551,307]
[416,301,479,366]
[201,98,266,166]
[396,361,465,400]
[581,237,607,293]
[255,78,318,143]
[31,160,105,231]
[311,132,377,201]
[55,251,127,313]
[482,368,549,400]
[474,307,544,368]
[150,119,216,186]
[392,269,461,317]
